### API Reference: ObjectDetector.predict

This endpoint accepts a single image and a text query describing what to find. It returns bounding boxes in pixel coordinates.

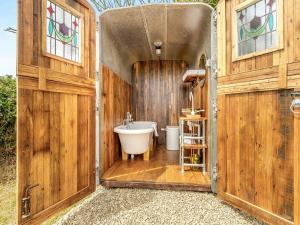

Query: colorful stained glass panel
[46,0,81,63]
[236,0,278,57]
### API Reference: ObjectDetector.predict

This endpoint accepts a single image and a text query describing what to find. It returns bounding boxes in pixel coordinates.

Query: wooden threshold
[101,145,211,192]
[100,180,211,192]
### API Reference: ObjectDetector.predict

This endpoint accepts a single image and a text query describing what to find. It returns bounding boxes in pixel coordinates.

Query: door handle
[22,184,40,219]
[290,92,300,115]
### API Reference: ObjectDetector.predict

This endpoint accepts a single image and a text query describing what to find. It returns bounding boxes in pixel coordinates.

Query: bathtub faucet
[123,112,134,128]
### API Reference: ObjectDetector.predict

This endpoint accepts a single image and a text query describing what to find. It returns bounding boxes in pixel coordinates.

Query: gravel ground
[56,186,265,225]
[0,152,16,225]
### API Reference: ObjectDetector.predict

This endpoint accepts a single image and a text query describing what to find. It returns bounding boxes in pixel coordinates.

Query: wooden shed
[16,0,300,224]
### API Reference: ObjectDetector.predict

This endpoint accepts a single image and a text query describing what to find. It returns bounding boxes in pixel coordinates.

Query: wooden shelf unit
[179,116,207,173]
[182,69,206,83]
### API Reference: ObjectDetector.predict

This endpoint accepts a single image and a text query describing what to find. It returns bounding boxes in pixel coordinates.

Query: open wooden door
[17,0,96,224]
[216,1,296,225]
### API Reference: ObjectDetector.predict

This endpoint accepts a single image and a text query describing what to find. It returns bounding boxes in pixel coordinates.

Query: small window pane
[71,47,76,61]
[266,31,277,49]
[247,39,255,54]
[256,1,265,17]
[65,44,72,60]
[47,1,51,17]
[47,36,51,52]
[65,11,71,27]
[56,6,64,24]
[51,38,56,54]
[268,1,276,11]
[56,40,64,57]
[256,35,266,52]
[245,6,255,23]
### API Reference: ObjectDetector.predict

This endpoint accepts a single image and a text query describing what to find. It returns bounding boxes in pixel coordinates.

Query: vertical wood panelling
[217,95,226,193]
[217,0,227,77]
[100,65,132,175]
[132,61,192,144]
[77,96,90,190]
[217,90,294,224]
[17,0,96,224]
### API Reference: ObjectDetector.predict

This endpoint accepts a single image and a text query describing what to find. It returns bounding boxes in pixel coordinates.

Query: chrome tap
[189,91,204,115]
[123,112,134,128]
[189,91,196,115]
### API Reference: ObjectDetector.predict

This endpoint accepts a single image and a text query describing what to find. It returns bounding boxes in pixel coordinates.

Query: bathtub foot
[131,154,135,160]
[122,150,128,161]
[143,148,150,161]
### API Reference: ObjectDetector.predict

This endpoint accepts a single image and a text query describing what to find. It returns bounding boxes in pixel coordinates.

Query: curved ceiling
[100,3,213,84]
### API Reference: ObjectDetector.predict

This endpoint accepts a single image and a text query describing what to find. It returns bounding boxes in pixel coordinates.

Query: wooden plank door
[217,91,294,225]
[17,0,96,224]
[216,1,296,224]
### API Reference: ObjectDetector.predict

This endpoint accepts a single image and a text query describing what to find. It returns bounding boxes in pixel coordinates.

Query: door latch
[290,92,300,115]
[22,184,39,219]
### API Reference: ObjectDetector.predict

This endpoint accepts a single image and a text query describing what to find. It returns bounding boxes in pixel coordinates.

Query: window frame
[232,0,284,62]
[42,0,85,66]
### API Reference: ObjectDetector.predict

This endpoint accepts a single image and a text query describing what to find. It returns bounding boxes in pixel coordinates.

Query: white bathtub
[114,121,158,156]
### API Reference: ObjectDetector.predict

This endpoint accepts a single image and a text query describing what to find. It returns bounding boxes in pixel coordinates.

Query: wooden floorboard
[101,145,211,192]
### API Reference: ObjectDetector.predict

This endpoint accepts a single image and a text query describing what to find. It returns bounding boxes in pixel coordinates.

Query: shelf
[182,69,206,83]
[182,163,205,168]
[183,136,205,140]
[181,144,207,149]
[179,115,207,121]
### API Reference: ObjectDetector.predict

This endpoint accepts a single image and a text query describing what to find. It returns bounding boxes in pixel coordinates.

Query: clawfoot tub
[114,121,158,160]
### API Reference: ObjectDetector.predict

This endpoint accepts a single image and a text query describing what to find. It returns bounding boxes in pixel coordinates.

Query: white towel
[152,123,159,137]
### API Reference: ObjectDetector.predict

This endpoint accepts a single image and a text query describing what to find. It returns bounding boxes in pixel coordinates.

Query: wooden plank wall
[100,65,132,175]
[217,0,300,224]
[132,60,191,144]
[17,0,96,224]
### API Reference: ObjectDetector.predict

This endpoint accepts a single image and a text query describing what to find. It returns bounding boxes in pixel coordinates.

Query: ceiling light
[154,41,162,56]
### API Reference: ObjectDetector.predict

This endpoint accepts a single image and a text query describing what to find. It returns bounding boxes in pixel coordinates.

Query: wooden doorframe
[294,94,300,225]
[209,8,218,193]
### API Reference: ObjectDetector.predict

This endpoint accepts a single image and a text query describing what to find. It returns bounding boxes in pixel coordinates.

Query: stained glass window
[237,0,277,57]
[46,0,81,62]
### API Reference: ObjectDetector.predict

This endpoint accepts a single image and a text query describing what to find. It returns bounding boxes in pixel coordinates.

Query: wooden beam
[38,67,46,90]
[278,63,288,88]
[220,193,294,225]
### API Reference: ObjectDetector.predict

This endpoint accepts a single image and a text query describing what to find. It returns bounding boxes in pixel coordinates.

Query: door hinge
[212,166,218,182]
[212,101,218,119]
[212,10,217,26]
[213,68,218,80]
